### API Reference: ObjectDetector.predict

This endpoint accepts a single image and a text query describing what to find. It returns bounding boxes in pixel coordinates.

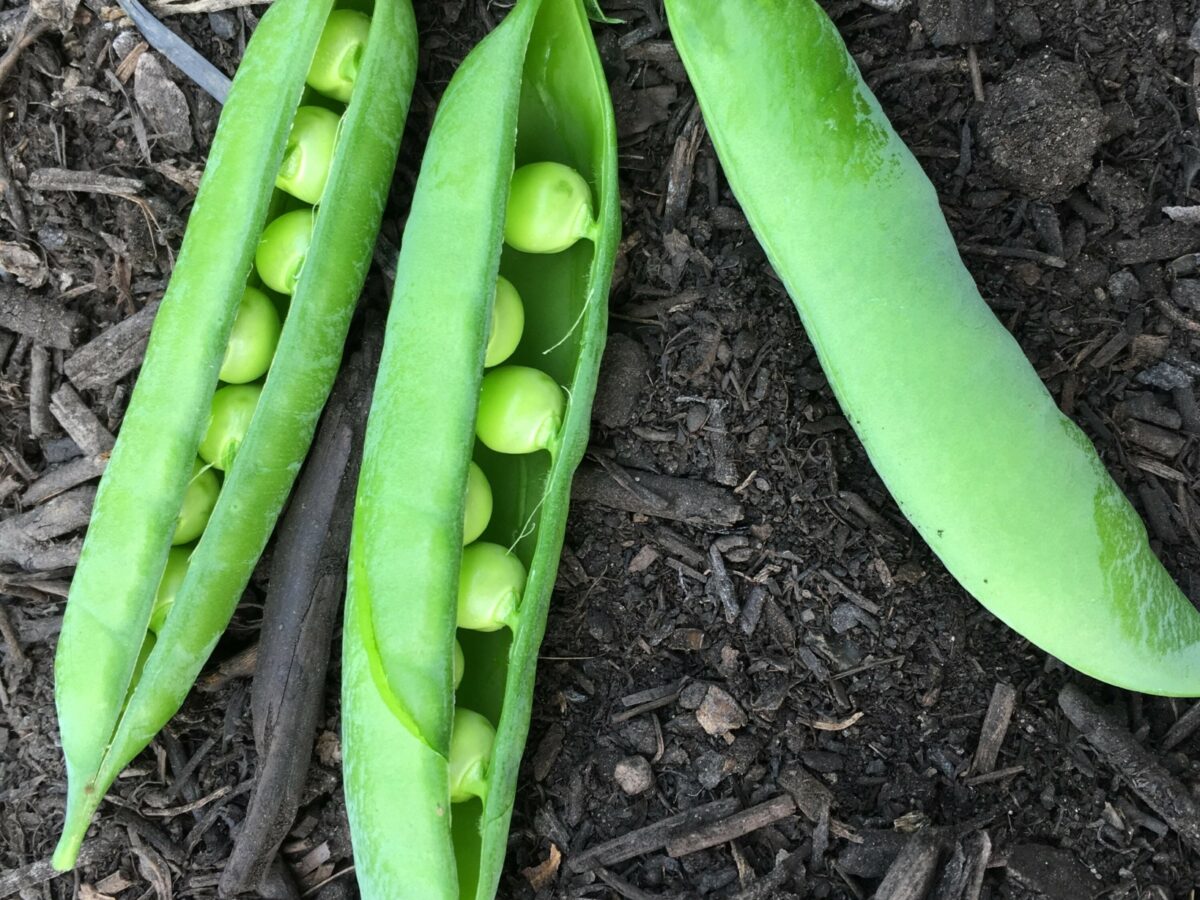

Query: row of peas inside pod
[447,161,599,805]
[148,11,371,645]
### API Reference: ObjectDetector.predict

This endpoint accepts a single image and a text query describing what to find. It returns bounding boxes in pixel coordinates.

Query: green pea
[463,461,493,545]
[276,106,341,205]
[219,287,282,384]
[171,459,219,545]
[452,637,465,691]
[448,707,495,804]
[149,546,191,635]
[504,161,595,254]
[306,9,371,103]
[199,383,262,471]
[484,276,525,367]
[256,208,315,296]
[457,542,525,632]
[475,365,565,455]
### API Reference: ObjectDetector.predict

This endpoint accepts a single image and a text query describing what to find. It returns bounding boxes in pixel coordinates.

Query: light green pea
[172,459,219,545]
[276,106,341,205]
[452,638,465,691]
[448,707,495,804]
[256,209,316,296]
[484,276,525,367]
[149,546,191,635]
[457,542,525,632]
[199,383,263,471]
[219,287,282,384]
[463,461,493,545]
[306,9,371,103]
[504,161,595,254]
[475,365,565,455]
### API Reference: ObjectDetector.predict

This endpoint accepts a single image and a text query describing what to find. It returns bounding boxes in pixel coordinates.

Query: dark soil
[4,0,1200,898]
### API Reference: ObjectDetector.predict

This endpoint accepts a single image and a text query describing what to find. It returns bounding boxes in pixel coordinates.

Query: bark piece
[64,301,159,390]
[0,485,95,570]
[0,284,86,348]
[571,461,743,528]
[28,344,53,438]
[21,454,107,505]
[49,383,115,455]
[971,682,1016,775]
[666,794,796,858]
[1059,684,1200,853]
[567,797,742,873]
[875,829,945,900]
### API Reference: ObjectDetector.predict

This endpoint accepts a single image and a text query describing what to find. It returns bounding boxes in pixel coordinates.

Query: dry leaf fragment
[522,844,562,890]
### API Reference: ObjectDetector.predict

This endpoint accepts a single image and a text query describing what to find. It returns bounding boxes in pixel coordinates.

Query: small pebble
[1107,270,1141,303]
[695,685,747,736]
[613,755,654,795]
[208,11,238,40]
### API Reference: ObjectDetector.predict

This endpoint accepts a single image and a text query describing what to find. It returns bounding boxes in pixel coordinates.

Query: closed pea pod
[52,0,417,869]
[342,0,618,896]
[663,0,1200,694]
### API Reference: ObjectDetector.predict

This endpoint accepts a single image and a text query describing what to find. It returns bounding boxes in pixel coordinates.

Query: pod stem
[52,781,104,871]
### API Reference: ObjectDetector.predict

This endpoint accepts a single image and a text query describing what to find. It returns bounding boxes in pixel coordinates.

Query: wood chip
[1059,684,1200,853]
[567,797,741,873]
[931,831,991,900]
[666,794,796,858]
[21,454,107,505]
[0,485,94,570]
[28,344,52,438]
[0,284,86,348]
[971,682,1016,775]
[50,383,115,455]
[874,828,945,900]
[572,461,743,527]
[1161,699,1200,751]
[28,167,145,196]
[64,300,158,390]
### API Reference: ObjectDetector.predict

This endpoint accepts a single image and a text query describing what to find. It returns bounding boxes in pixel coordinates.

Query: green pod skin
[342,0,619,896]
[663,0,1200,695]
[171,459,219,545]
[52,0,417,870]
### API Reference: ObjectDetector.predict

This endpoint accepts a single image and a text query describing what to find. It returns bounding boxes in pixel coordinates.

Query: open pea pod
[663,0,1200,695]
[342,0,619,896]
[52,0,416,869]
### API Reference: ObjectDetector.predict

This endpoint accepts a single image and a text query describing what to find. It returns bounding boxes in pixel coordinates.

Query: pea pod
[342,0,618,896]
[52,0,416,869]
[663,0,1200,695]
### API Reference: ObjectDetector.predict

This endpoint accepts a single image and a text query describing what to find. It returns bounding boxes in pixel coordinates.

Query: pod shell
[663,0,1200,695]
[52,0,417,869]
[342,0,619,896]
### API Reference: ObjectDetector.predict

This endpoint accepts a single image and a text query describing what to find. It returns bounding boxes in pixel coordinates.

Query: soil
[3,0,1200,898]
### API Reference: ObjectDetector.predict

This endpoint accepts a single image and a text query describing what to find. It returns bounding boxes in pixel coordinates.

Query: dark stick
[218,336,377,897]
[665,794,797,858]
[1058,684,1200,854]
